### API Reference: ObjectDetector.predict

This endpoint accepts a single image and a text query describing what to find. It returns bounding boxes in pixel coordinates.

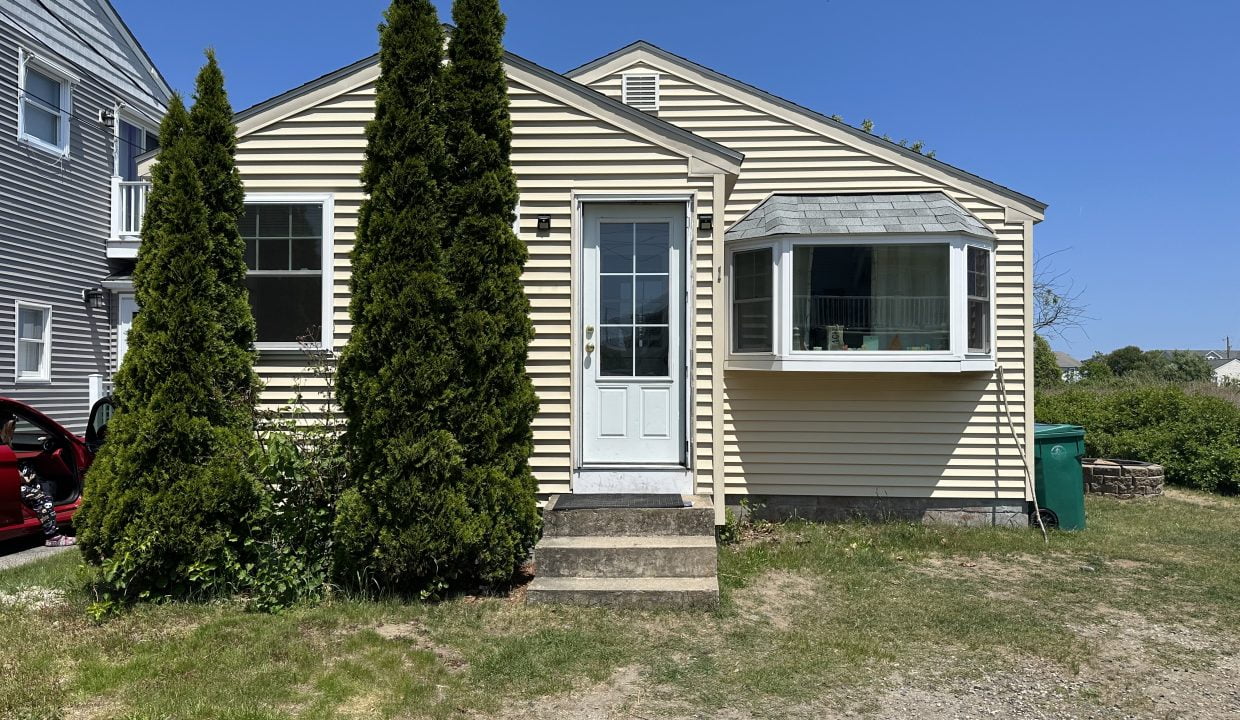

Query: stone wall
[1082,459,1164,499]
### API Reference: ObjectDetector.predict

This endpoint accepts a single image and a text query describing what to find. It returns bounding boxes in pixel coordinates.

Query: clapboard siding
[235,66,719,496]
[582,60,1033,500]
[0,2,166,431]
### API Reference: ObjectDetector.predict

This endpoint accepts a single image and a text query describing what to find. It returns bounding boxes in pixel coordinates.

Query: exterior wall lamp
[536,215,551,232]
[698,213,714,233]
[82,286,109,310]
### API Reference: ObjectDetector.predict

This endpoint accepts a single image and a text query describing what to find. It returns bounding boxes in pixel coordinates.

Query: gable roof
[233,46,743,175]
[1054,352,1082,369]
[727,192,992,241]
[568,41,1046,220]
[0,0,171,110]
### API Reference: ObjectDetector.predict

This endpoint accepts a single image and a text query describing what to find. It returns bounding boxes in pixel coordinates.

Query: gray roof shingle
[726,192,993,240]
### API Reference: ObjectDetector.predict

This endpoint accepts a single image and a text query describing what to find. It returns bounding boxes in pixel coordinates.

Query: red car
[0,397,113,542]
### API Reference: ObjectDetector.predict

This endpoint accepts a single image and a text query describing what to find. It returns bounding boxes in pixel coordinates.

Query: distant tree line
[1036,337,1214,390]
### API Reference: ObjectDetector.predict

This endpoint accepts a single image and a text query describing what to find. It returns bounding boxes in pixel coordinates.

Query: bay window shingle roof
[726,192,994,241]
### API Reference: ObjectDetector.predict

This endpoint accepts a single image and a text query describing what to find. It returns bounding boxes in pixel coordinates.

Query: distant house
[1209,358,1240,386]
[0,0,169,430]
[1055,351,1082,382]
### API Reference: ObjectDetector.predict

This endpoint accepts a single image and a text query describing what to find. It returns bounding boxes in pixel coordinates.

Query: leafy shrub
[1037,383,1240,494]
[247,347,348,611]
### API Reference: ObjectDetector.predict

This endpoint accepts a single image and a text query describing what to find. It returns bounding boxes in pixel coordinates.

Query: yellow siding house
[205,40,1045,527]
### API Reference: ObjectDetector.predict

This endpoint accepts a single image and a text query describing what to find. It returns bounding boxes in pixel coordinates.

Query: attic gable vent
[621,72,660,112]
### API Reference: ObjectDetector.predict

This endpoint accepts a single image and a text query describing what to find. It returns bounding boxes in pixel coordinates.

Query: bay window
[727,236,994,372]
[241,197,332,349]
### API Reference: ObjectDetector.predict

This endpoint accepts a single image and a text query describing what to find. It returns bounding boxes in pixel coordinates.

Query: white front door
[117,294,138,367]
[581,204,686,468]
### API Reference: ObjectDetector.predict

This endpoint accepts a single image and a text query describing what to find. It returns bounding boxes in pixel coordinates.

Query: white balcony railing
[108,177,150,258]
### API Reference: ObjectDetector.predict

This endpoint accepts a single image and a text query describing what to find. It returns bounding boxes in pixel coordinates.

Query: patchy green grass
[2,491,1238,719]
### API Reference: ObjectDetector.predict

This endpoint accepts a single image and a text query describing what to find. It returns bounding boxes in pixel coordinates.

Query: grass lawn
[2,490,1238,719]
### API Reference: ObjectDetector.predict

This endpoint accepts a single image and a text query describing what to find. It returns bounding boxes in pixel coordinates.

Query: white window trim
[725,234,996,373]
[242,193,335,352]
[17,49,76,156]
[14,300,53,383]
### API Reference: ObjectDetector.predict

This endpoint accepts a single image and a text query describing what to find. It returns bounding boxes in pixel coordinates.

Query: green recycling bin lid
[1034,423,1085,440]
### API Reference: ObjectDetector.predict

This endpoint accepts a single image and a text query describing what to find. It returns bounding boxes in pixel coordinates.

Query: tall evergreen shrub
[333,2,465,593]
[442,0,540,585]
[76,91,261,599]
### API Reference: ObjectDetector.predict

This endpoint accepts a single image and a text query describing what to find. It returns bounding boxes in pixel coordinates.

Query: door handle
[586,342,595,353]
[586,325,595,337]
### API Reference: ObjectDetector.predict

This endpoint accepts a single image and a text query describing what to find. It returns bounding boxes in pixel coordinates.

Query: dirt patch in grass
[1164,488,1239,508]
[732,570,821,631]
[491,665,649,720]
[373,620,468,672]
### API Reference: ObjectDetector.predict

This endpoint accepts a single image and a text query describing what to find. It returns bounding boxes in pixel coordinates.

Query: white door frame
[116,293,138,369]
[572,195,696,494]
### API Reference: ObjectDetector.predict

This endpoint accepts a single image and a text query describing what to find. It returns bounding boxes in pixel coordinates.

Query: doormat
[553,493,686,511]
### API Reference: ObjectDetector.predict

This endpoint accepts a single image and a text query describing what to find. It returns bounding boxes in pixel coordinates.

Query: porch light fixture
[698,214,713,233]
[82,286,108,310]
[536,215,551,232]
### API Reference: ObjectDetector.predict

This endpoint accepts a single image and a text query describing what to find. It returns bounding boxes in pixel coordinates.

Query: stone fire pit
[1082,459,1165,499]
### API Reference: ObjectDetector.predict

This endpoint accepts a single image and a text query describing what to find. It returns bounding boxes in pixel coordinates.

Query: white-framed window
[116,116,159,180]
[17,50,75,155]
[241,194,334,350]
[14,301,52,382]
[727,235,995,372]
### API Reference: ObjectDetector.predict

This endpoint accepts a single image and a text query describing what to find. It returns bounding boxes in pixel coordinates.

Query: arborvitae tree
[189,49,260,419]
[332,1,467,593]
[441,0,540,585]
[1034,333,1063,390]
[76,93,261,599]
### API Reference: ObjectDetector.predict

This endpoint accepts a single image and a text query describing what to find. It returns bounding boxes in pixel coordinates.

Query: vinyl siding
[583,61,1031,501]
[234,66,719,496]
[0,2,165,432]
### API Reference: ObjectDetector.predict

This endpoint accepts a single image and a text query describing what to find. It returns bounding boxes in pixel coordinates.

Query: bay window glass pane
[732,247,772,352]
[968,246,991,352]
[792,244,949,352]
[22,101,58,145]
[246,276,321,343]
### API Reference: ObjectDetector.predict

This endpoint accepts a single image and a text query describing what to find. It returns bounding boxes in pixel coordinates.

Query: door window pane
[635,326,668,376]
[792,244,949,352]
[635,223,669,273]
[600,223,632,273]
[732,247,773,352]
[635,276,668,324]
[599,326,633,377]
[600,276,633,324]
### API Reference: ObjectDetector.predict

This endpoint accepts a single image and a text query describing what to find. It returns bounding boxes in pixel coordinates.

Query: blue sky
[112,0,1240,358]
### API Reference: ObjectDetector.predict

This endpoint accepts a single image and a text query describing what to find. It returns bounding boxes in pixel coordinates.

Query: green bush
[1037,383,1240,494]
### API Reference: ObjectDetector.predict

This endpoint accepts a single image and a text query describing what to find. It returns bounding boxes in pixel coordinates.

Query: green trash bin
[1032,423,1087,530]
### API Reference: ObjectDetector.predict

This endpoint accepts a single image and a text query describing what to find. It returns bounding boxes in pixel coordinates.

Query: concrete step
[535,535,717,578]
[526,576,719,610]
[542,494,715,537]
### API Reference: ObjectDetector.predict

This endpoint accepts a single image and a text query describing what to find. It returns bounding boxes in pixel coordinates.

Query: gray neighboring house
[1054,351,1082,382]
[0,0,169,430]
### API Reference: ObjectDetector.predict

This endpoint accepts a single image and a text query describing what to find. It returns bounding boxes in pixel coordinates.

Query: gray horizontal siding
[0,2,165,432]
